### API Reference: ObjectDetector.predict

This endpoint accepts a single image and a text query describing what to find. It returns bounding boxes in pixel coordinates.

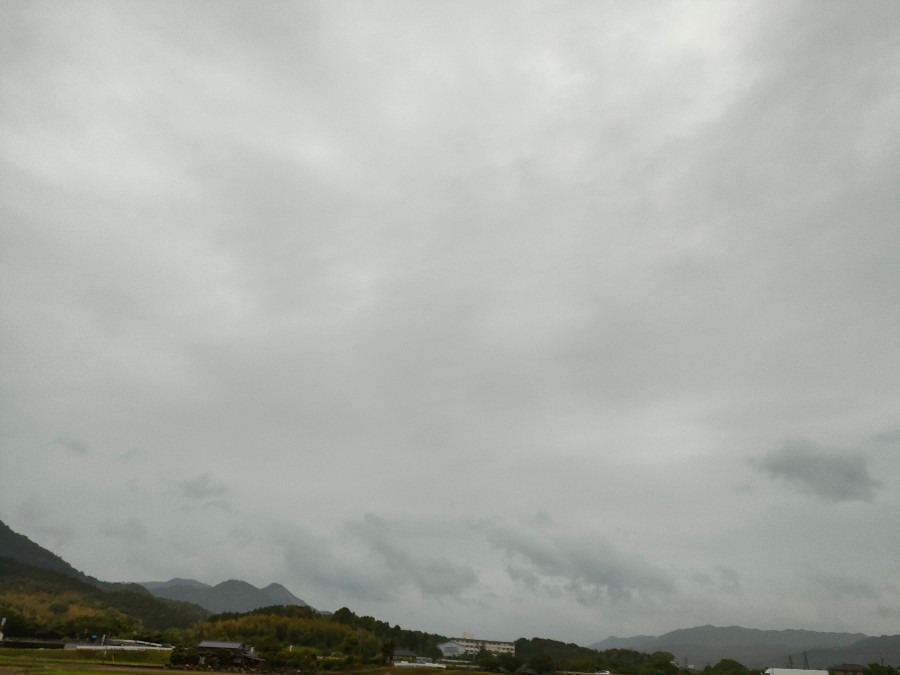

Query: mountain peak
[139,577,310,613]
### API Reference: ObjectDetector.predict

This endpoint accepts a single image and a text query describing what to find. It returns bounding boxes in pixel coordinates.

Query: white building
[451,634,515,656]
[438,642,467,658]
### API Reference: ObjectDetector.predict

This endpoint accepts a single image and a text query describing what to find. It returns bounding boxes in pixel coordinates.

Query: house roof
[198,641,245,650]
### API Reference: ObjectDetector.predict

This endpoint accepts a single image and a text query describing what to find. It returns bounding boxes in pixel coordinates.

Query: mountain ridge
[3,518,899,666]
[138,577,309,613]
[589,625,893,669]
[0,518,309,616]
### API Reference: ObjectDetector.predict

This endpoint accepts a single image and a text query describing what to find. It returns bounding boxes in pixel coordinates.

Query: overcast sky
[2,0,900,647]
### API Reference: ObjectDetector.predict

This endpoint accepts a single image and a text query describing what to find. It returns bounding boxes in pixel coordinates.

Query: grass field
[0,648,170,675]
[0,653,496,675]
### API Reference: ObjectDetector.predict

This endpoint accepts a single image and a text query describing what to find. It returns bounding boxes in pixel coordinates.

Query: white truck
[765,668,828,675]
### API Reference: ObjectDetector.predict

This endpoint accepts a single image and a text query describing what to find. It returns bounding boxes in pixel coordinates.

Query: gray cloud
[875,424,900,444]
[2,0,900,642]
[346,514,478,597]
[753,440,883,502]
[692,566,742,596]
[801,565,881,602]
[178,473,230,500]
[177,499,233,514]
[488,522,676,603]
[100,517,148,542]
[277,525,398,604]
[713,565,743,595]
[53,437,89,454]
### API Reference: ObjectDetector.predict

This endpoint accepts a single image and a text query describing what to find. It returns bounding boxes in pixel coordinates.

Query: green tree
[865,665,899,675]
[169,646,200,666]
[476,648,500,671]
[382,639,396,665]
[706,659,753,675]
[639,651,678,675]
[529,653,556,675]
[499,652,524,673]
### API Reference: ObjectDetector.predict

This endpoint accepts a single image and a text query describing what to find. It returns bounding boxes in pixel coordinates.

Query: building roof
[197,641,245,650]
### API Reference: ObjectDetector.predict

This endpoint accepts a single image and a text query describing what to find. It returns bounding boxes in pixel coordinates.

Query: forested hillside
[167,605,448,670]
[0,520,90,582]
[0,555,208,637]
[513,637,685,675]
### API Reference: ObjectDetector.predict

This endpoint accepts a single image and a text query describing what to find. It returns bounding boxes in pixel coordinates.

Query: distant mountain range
[0,518,310,615]
[140,577,309,613]
[3,518,899,667]
[0,520,208,631]
[590,625,900,669]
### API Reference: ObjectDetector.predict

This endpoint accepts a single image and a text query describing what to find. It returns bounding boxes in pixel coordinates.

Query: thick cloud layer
[754,441,883,503]
[2,0,900,645]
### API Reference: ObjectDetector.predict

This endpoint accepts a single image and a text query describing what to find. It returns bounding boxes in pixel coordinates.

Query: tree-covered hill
[0,555,208,637]
[195,605,447,657]
[515,637,681,674]
[170,605,447,670]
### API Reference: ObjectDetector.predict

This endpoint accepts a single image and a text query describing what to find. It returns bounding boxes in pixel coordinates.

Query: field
[0,652,492,675]
[0,649,169,675]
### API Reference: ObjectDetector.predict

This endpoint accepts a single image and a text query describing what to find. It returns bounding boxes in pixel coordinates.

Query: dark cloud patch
[874,604,900,621]
[53,437,89,454]
[277,525,396,604]
[691,570,714,587]
[692,566,741,595]
[177,499,233,513]
[346,514,478,597]
[753,440,883,502]
[875,424,900,444]
[100,517,148,542]
[802,565,880,601]
[714,565,742,595]
[488,524,676,603]
[179,473,229,500]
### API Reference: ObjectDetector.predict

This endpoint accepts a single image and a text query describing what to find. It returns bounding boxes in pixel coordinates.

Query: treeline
[5,549,899,675]
[489,639,686,675]
[170,606,447,670]
[330,606,448,656]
